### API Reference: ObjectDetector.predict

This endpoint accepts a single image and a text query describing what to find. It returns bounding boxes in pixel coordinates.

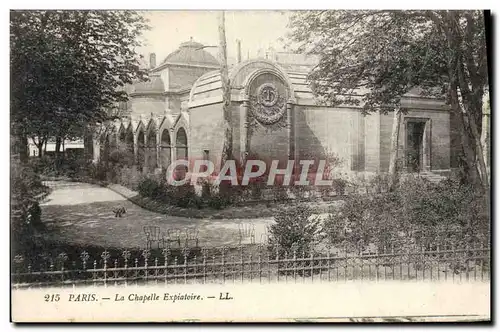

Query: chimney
[236,39,242,64]
[149,53,156,69]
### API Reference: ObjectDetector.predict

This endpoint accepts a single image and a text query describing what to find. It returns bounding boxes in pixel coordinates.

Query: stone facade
[92,40,455,181]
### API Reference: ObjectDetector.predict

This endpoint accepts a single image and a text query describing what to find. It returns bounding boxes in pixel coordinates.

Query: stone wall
[294,106,361,171]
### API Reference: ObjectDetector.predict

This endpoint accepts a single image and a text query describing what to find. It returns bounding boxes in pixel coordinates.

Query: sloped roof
[132,75,165,93]
[160,40,219,67]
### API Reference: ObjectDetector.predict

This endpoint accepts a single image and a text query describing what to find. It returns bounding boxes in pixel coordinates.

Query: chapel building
[90,39,460,182]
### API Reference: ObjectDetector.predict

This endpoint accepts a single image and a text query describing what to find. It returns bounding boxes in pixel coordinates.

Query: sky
[136,11,292,65]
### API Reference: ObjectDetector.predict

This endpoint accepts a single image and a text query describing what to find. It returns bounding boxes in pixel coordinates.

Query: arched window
[176,127,188,160]
[160,129,171,170]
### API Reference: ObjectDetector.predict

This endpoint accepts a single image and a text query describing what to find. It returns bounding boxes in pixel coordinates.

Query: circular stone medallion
[258,83,279,107]
[252,83,285,125]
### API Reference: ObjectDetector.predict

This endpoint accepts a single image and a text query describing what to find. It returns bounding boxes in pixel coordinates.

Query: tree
[218,11,233,168]
[287,10,490,190]
[10,10,149,160]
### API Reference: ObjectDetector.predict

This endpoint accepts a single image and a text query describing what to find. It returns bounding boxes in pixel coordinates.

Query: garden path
[40,181,273,249]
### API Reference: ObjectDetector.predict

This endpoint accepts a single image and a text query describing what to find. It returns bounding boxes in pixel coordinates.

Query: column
[422,120,431,172]
[170,128,176,162]
[156,129,162,169]
[286,101,293,160]
[402,120,408,173]
[92,134,100,164]
[240,98,249,166]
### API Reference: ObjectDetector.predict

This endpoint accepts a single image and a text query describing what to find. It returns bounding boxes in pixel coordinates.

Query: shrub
[332,178,348,195]
[11,160,50,253]
[323,176,490,254]
[137,177,165,200]
[271,186,289,203]
[169,184,198,208]
[268,204,322,255]
[29,156,57,177]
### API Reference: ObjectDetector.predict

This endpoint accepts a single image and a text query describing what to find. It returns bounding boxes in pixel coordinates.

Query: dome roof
[160,39,219,67]
[133,75,164,93]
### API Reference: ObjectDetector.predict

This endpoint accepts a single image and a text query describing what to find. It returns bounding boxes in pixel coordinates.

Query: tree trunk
[480,100,490,181]
[464,108,489,189]
[37,142,44,158]
[388,108,402,191]
[55,135,63,172]
[55,136,62,154]
[218,11,233,169]
[449,84,481,188]
[17,128,29,163]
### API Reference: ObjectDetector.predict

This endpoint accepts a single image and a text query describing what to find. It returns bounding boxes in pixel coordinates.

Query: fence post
[57,253,68,284]
[249,253,253,283]
[202,248,207,284]
[391,244,395,281]
[310,250,314,283]
[122,250,131,287]
[267,248,271,284]
[221,247,227,284]
[240,245,244,283]
[27,263,32,287]
[134,258,139,285]
[465,243,469,282]
[436,243,441,282]
[292,245,297,283]
[114,259,118,287]
[182,247,190,284]
[154,258,159,285]
[257,245,262,284]
[162,248,170,285]
[49,259,54,284]
[275,245,280,283]
[284,250,288,283]
[142,250,150,284]
[101,251,110,288]
[451,243,456,283]
[344,246,347,283]
[171,256,177,284]
[93,260,97,287]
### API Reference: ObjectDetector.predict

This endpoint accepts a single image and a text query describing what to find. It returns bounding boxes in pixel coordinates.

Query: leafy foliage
[323,176,490,252]
[11,160,51,252]
[268,204,322,255]
[287,10,489,188]
[10,10,150,156]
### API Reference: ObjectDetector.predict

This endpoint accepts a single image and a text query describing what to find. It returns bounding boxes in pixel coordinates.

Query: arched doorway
[125,127,134,166]
[175,127,188,180]
[146,129,158,170]
[176,127,188,160]
[137,129,145,171]
[160,129,172,170]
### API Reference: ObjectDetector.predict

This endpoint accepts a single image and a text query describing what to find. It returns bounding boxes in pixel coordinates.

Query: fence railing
[11,243,490,288]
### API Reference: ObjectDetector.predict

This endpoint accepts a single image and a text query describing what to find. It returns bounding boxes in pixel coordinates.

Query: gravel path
[40,181,273,249]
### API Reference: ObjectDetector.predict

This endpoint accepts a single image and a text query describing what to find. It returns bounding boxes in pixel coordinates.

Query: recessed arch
[137,128,145,170]
[124,125,134,166]
[145,123,158,169]
[175,127,188,160]
[160,128,172,169]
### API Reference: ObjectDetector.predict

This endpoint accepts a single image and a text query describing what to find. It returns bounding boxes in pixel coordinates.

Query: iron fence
[11,242,490,288]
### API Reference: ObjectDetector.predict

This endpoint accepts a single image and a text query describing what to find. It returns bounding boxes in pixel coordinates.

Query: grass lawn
[33,181,273,254]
